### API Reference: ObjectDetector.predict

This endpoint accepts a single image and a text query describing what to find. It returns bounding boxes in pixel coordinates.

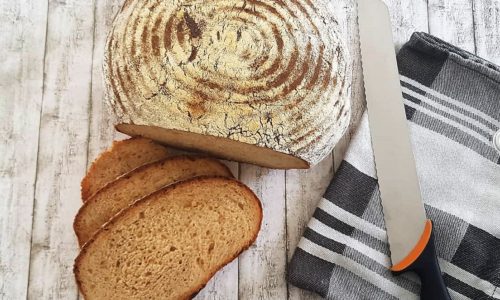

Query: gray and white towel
[288,32,500,299]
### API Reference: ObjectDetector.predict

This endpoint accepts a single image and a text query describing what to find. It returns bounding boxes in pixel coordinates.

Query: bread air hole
[196,257,204,267]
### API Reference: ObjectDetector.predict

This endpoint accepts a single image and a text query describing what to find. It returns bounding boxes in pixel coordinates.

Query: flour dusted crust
[104,0,351,167]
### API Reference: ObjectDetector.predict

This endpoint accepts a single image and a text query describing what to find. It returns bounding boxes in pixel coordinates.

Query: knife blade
[357,0,450,299]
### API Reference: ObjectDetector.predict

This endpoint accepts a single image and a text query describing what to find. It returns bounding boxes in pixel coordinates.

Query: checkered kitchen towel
[288,32,500,299]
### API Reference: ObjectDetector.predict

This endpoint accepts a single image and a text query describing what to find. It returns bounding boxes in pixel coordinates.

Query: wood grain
[87,0,126,164]
[386,0,429,50]
[238,166,287,300]
[0,1,48,299]
[286,155,334,300]
[473,0,500,65]
[428,0,475,52]
[195,260,239,300]
[27,1,95,299]
[331,0,365,170]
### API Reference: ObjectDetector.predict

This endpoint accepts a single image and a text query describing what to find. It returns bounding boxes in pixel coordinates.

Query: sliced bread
[74,177,262,300]
[74,156,233,246]
[81,137,175,201]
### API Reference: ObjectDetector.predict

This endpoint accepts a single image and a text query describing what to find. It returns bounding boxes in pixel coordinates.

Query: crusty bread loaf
[74,156,233,246]
[74,177,262,300]
[81,137,174,201]
[104,0,351,169]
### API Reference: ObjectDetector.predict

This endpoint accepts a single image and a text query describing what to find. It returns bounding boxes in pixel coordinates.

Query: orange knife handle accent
[391,220,433,272]
[391,220,451,300]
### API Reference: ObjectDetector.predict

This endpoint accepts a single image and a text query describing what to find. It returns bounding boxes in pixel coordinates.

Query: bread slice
[74,177,262,300]
[74,156,233,246]
[81,137,174,201]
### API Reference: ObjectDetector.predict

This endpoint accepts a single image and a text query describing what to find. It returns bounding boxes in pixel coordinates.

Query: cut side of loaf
[81,137,174,201]
[74,177,262,300]
[74,156,233,246]
[116,124,309,169]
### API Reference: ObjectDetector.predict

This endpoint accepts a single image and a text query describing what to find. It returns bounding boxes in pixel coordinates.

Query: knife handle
[391,220,451,300]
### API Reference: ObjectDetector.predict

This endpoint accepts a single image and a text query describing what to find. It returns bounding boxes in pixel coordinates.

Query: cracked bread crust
[104,0,351,168]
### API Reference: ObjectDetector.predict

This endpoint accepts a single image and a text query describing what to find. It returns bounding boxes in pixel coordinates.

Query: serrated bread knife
[357,0,451,299]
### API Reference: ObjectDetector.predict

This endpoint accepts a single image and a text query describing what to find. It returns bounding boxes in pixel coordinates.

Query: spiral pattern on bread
[105,0,350,165]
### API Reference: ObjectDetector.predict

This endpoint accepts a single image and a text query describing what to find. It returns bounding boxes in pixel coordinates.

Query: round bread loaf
[104,0,351,169]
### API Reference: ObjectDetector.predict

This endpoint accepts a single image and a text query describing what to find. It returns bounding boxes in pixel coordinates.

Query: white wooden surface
[1,0,499,299]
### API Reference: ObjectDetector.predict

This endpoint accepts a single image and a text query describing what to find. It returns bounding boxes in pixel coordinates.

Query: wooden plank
[195,259,239,300]
[385,0,429,50]
[0,1,48,299]
[87,0,126,163]
[330,0,365,170]
[238,166,287,300]
[286,156,334,300]
[194,161,239,299]
[27,1,95,299]
[428,0,475,52]
[473,0,500,65]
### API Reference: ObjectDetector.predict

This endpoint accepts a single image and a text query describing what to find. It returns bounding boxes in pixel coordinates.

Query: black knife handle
[392,220,451,300]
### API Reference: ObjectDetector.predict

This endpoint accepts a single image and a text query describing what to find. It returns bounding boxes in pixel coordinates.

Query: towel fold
[287,32,500,299]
